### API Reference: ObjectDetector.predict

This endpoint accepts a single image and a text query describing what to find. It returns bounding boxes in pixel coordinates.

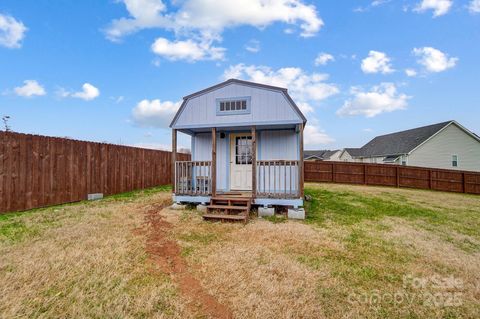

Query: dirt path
[144,203,233,319]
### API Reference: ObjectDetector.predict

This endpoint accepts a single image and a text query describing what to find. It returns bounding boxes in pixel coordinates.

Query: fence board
[0,132,190,213]
[305,161,480,195]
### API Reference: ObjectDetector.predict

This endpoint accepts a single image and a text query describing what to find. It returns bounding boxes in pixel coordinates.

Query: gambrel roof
[170,78,307,128]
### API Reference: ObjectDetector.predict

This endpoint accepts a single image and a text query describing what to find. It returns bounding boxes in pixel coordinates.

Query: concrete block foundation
[196,204,207,213]
[287,208,305,220]
[170,203,187,210]
[258,206,275,217]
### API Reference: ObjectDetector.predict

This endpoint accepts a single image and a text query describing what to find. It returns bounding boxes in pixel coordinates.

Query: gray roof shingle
[356,121,453,157]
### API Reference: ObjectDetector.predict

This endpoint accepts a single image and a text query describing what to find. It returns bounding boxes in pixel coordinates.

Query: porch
[171,125,305,208]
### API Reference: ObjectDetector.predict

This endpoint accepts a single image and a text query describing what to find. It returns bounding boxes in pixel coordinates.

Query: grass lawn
[1,183,479,318]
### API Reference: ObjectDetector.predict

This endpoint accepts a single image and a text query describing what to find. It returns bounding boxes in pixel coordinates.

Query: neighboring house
[340,121,480,171]
[326,149,342,161]
[304,150,339,161]
[170,79,306,221]
[338,148,363,162]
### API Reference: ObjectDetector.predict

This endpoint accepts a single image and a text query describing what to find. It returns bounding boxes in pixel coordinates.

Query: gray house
[170,79,306,221]
[340,121,480,171]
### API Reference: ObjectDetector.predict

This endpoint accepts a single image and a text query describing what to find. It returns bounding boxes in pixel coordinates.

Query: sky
[1,0,479,151]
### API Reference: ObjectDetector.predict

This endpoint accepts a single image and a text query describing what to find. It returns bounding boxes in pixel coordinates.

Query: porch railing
[256,160,300,198]
[174,161,212,196]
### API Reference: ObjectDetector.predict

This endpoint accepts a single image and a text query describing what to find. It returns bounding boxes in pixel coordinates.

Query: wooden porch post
[299,123,304,198]
[251,126,257,198]
[211,127,216,197]
[172,129,177,193]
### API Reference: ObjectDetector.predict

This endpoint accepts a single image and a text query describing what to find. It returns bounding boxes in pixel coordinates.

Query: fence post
[428,169,432,190]
[363,164,367,185]
[332,163,335,183]
[396,166,400,188]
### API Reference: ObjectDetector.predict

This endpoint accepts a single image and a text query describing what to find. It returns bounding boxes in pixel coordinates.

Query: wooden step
[207,205,249,211]
[203,214,247,221]
[210,197,252,203]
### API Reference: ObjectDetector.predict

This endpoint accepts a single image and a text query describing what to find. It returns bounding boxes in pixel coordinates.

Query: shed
[170,79,306,221]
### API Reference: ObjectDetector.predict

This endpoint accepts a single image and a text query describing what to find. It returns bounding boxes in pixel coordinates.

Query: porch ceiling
[178,123,300,135]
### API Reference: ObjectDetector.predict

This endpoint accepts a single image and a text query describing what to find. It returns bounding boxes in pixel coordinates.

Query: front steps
[203,196,251,223]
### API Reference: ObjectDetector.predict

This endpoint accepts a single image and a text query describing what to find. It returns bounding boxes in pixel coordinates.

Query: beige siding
[339,150,356,162]
[325,150,342,161]
[407,123,480,171]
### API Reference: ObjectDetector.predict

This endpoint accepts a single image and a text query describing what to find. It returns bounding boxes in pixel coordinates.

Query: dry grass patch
[0,189,189,318]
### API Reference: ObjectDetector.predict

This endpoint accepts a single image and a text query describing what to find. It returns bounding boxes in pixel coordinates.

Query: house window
[217,97,250,115]
[452,155,458,167]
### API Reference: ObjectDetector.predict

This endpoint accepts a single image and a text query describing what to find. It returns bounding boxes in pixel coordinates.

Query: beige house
[339,121,480,171]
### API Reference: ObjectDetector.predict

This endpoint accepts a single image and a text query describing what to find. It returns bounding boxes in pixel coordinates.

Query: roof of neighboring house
[382,155,401,163]
[356,121,453,157]
[304,150,338,160]
[170,78,307,128]
[343,148,364,157]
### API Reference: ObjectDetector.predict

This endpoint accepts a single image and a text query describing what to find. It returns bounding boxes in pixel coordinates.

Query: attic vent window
[216,97,251,115]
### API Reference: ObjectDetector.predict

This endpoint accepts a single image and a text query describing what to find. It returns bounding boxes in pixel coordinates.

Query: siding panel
[175,83,302,128]
[407,124,480,171]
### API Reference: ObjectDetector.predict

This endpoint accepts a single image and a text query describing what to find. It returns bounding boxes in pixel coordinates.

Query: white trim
[229,132,254,191]
[451,154,458,167]
[173,119,302,130]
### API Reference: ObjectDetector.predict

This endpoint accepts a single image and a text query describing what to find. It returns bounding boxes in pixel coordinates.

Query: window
[452,155,458,167]
[217,97,250,115]
[235,136,253,165]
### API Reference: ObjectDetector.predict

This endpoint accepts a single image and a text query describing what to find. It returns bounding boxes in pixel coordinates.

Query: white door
[230,133,253,190]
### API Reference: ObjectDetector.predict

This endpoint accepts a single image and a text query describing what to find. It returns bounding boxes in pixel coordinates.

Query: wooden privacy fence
[0,132,190,213]
[305,161,480,195]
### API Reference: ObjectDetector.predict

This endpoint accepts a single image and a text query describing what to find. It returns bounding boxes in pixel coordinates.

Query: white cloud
[414,0,452,17]
[372,0,391,6]
[354,0,391,12]
[412,47,458,73]
[361,51,394,74]
[469,0,480,13]
[151,37,225,61]
[106,0,323,41]
[337,83,410,118]
[106,0,322,61]
[223,63,339,114]
[304,121,335,146]
[245,39,260,53]
[13,80,46,97]
[405,68,417,77]
[314,53,334,66]
[71,83,100,101]
[132,99,181,128]
[0,13,27,48]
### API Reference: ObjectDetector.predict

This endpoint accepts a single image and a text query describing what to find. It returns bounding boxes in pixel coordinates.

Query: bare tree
[2,116,11,132]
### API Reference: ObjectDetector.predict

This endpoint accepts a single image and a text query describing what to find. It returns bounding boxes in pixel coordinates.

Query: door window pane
[235,136,252,164]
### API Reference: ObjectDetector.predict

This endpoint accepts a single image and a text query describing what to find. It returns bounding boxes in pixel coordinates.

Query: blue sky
[1,0,479,151]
